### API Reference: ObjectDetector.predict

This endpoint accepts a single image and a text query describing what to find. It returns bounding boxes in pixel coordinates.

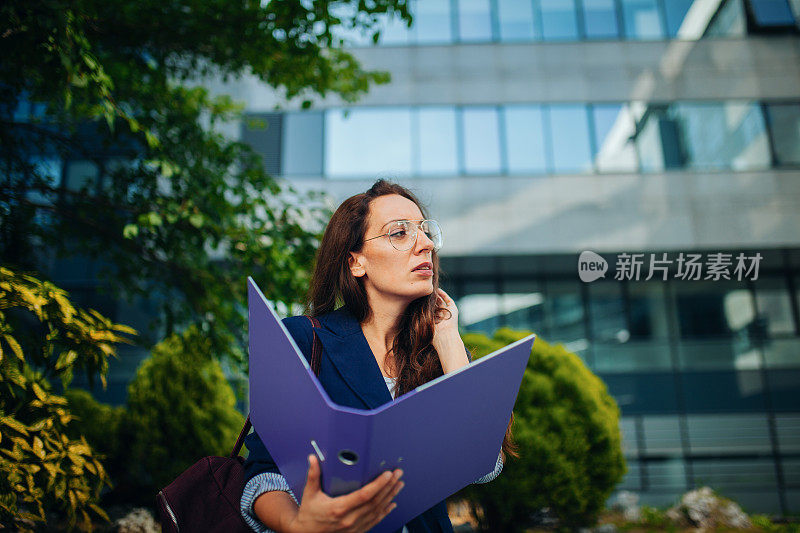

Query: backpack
[156,316,323,532]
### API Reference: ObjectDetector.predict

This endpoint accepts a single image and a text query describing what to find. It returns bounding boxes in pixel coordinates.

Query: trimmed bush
[64,389,126,481]
[458,327,626,531]
[124,326,245,496]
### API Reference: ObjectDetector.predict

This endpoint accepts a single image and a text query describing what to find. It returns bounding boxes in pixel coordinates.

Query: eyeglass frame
[363,219,442,252]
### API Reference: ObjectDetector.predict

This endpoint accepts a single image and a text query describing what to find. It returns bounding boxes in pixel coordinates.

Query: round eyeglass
[364,219,443,252]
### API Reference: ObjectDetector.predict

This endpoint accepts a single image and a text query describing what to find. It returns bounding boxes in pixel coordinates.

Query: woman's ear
[348,251,366,278]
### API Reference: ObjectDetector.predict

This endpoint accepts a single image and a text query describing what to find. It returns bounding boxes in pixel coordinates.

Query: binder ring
[338,449,359,465]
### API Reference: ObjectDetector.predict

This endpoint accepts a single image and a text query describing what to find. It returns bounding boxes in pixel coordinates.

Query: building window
[591,104,639,172]
[241,114,282,176]
[540,0,580,40]
[747,0,797,28]
[415,107,458,175]
[664,0,697,36]
[325,108,412,178]
[413,0,454,44]
[457,0,494,41]
[582,0,622,39]
[497,0,539,40]
[620,0,665,39]
[502,105,548,174]
[548,105,593,173]
[764,102,800,166]
[282,112,323,176]
[669,102,770,171]
[461,107,502,174]
[754,277,797,336]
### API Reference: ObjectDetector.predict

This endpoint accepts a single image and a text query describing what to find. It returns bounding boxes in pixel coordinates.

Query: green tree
[0,0,413,366]
[458,328,626,531]
[0,267,134,531]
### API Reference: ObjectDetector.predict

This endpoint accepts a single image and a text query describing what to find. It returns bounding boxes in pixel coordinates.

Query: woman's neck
[360,293,407,376]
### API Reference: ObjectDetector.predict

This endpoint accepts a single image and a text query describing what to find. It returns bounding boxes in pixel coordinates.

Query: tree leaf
[3,334,24,360]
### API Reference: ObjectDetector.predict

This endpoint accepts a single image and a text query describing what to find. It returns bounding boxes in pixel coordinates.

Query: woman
[241,180,515,533]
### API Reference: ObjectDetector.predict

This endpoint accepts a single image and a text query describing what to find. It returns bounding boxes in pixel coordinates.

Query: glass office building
[226,0,800,515]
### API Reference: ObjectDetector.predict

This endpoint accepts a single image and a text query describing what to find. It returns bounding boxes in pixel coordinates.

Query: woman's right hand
[286,454,404,533]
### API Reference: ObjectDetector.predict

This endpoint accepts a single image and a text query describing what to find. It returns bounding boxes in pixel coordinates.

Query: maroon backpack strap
[306,315,323,376]
[230,415,252,458]
[232,315,323,458]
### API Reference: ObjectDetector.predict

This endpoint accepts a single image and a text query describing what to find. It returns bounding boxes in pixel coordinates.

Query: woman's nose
[415,228,435,252]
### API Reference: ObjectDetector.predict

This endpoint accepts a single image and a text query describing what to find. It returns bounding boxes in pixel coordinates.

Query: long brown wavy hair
[305,179,518,461]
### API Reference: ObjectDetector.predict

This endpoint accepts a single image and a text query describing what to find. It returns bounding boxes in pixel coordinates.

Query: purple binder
[248,278,534,532]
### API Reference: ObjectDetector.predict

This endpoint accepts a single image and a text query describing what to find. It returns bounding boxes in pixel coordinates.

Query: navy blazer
[244,305,470,533]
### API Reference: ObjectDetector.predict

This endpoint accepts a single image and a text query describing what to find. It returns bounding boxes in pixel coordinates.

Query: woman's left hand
[434,288,459,334]
[433,288,468,373]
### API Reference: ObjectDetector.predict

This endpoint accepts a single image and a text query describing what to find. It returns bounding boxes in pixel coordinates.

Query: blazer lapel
[312,307,393,410]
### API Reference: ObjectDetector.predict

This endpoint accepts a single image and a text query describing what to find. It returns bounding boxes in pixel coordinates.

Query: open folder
[248,277,535,532]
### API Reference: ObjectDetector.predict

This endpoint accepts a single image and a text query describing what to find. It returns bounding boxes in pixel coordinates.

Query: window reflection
[548,105,592,173]
[458,280,501,333]
[544,280,587,346]
[754,278,797,336]
[415,107,458,175]
[325,109,412,178]
[502,279,546,334]
[671,102,770,170]
[704,0,747,36]
[628,282,669,339]
[540,0,580,40]
[282,112,323,176]
[663,0,696,36]
[458,0,493,41]
[765,103,800,166]
[621,0,664,39]
[311,100,800,178]
[583,0,621,39]
[591,104,638,172]
[672,281,754,339]
[413,0,453,44]
[503,105,547,174]
[462,107,501,174]
[748,0,796,27]
[588,281,628,343]
[647,458,688,491]
[497,0,539,40]
[635,102,771,172]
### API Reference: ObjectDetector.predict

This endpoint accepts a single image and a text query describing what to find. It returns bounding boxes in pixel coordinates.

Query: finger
[302,454,321,498]
[335,469,395,510]
[372,477,403,513]
[364,501,398,531]
[353,470,402,514]
[437,288,453,305]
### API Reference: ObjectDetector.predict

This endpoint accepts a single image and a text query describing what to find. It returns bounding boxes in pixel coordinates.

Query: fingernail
[383,471,392,481]
[395,469,403,480]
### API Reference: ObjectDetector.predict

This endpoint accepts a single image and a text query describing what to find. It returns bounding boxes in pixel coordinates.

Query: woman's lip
[413,269,433,276]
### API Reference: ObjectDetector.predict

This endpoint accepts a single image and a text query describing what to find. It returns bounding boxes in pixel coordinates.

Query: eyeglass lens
[387,220,442,251]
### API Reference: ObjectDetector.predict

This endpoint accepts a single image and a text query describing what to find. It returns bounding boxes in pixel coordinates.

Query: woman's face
[349,194,436,303]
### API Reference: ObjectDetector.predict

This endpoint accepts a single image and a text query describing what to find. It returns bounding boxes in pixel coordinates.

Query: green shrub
[64,389,125,481]
[458,328,626,531]
[124,326,244,496]
[0,267,134,531]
